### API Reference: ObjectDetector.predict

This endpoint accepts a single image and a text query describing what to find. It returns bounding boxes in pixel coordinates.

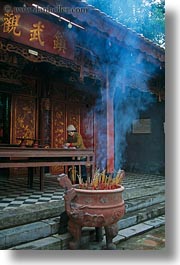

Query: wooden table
[0,147,95,190]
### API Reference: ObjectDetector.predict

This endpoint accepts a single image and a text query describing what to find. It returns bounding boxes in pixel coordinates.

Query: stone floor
[0,172,165,211]
[116,225,165,250]
[0,174,64,210]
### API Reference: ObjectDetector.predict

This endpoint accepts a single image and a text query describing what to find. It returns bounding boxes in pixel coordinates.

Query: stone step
[114,215,165,246]
[123,184,165,200]
[10,235,63,250]
[9,228,95,250]
[4,201,165,250]
[0,201,64,230]
[9,215,165,250]
[118,201,165,230]
[125,192,165,212]
[0,187,164,231]
[0,216,60,249]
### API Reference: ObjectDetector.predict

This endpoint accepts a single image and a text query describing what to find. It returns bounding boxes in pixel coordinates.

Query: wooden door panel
[12,95,37,144]
[51,100,66,174]
[67,104,80,132]
[52,100,66,148]
[10,95,37,177]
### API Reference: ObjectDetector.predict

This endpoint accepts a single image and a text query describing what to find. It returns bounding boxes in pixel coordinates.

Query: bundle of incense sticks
[69,166,77,184]
[77,169,125,190]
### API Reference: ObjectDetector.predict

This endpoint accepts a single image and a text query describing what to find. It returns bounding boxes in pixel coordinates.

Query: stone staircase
[0,173,165,250]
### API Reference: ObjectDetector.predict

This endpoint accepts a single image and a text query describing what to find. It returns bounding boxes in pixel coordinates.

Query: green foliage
[87,0,165,47]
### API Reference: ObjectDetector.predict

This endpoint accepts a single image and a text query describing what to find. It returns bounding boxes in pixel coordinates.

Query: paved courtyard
[116,225,165,250]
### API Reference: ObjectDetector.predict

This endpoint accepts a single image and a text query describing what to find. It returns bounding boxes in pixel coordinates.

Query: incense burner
[58,173,125,250]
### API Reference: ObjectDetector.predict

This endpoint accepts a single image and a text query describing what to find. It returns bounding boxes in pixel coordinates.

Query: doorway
[0,93,11,144]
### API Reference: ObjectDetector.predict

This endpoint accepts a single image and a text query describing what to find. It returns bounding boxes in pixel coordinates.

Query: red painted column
[106,67,114,173]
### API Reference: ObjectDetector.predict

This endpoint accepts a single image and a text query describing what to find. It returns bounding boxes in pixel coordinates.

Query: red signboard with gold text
[0,3,75,60]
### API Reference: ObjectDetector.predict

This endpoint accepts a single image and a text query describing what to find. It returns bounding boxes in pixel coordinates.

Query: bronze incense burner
[58,171,125,249]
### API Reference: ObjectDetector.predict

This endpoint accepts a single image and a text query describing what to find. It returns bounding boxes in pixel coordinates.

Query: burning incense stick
[77,169,125,190]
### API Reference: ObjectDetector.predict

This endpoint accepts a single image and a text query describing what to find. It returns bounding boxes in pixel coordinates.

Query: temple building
[0,0,165,177]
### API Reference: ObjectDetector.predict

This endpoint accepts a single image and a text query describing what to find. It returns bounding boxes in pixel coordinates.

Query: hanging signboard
[0,3,75,60]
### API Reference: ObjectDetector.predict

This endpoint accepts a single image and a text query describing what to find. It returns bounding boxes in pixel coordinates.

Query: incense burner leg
[68,219,82,250]
[104,223,118,250]
[95,227,103,242]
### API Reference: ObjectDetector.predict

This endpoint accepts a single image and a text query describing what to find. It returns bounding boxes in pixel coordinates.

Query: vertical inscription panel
[51,100,66,174]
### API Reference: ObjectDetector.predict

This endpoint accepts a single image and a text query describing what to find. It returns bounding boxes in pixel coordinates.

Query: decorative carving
[13,96,36,145]
[0,65,22,84]
[0,39,102,80]
[75,46,102,80]
[99,196,108,203]
[0,39,80,71]
[52,101,66,148]
[67,105,80,132]
[10,95,36,177]
[51,100,66,174]
[113,209,125,220]
[0,48,27,67]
